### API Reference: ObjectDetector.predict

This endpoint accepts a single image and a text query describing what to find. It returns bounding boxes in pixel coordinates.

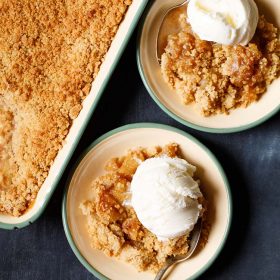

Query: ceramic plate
[137,0,280,133]
[62,123,232,280]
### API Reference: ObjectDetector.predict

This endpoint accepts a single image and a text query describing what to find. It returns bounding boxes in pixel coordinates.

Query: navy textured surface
[0,31,279,280]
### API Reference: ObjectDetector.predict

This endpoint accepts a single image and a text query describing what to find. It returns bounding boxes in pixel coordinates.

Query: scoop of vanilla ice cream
[187,0,259,46]
[130,156,202,241]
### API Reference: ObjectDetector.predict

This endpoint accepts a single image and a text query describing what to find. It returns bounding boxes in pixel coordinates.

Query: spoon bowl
[155,218,202,280]
[156,1,188,61]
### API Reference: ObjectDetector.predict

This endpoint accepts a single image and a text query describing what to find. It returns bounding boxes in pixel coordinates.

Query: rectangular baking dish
[0,0,149,230]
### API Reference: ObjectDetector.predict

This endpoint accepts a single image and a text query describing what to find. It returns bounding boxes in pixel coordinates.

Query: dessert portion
[0,0,132,216]
[80,144,207,272]
[161,0,280,116]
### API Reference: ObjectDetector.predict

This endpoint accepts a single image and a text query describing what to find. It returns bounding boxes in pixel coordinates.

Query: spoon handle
[154,259,176,280]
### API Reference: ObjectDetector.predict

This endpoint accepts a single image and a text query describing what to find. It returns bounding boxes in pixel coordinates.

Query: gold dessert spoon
[156,0,188,62]
[154,218,202,280]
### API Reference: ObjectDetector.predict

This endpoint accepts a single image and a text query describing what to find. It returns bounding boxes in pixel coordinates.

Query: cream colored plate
[63,123,232,280]
[137,0,280,133]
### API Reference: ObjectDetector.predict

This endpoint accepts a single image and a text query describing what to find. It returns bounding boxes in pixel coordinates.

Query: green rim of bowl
[136,1,280,134]
[62,122,232,280]
[0,0,149,230]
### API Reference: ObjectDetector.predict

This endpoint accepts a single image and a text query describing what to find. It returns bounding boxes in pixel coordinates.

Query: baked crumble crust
[80,144,208,272]
[0,0,132,216]
[161,14,280,116]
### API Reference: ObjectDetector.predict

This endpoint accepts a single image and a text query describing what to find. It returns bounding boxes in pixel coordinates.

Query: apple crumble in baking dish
[0,0,132,216]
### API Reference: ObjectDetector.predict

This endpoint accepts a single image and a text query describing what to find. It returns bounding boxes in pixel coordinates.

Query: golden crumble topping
[0,0,132,216]
[80,144,208,272]
[161,14,280,116]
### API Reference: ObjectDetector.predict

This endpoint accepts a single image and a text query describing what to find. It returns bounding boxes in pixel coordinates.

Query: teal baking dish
[0,0,149,230]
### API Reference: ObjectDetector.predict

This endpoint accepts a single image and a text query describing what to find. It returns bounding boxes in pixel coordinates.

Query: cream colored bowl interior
[66,126,231,280]
[139,0,280,131]
[0,0,148,227]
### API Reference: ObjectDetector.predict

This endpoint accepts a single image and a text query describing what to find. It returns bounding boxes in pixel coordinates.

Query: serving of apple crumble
[161,14,280,116]
[0,0,132,216]
[80,143,207,272]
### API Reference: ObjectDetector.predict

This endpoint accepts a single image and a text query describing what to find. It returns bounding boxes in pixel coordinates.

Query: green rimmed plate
[137,0,280,133]
[62,123,232,280]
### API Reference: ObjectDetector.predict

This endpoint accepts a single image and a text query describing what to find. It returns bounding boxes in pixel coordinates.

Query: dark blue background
[0,30,279,280]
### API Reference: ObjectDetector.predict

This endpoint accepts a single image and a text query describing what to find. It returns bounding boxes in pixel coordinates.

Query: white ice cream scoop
[130,156,202,241]
[156,0,259,61]
[187,0,259,45]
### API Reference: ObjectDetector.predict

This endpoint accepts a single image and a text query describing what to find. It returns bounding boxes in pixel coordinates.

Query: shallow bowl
[62,123,232,279]
[137,0,280,133]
